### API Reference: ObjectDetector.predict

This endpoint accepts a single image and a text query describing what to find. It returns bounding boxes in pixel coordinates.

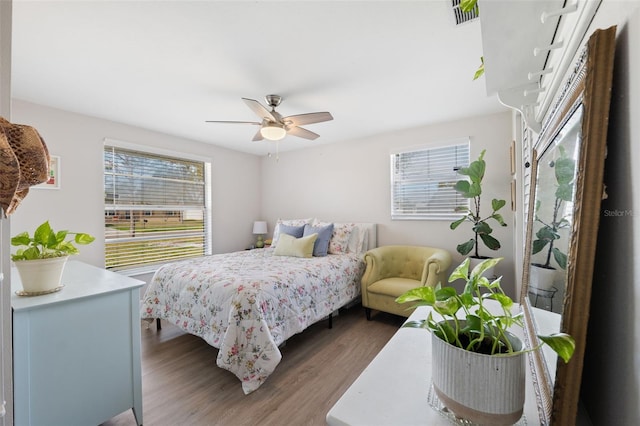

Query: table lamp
[253,221,268,248]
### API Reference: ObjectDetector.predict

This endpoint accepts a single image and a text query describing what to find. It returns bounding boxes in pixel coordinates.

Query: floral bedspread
[140,248,365,394]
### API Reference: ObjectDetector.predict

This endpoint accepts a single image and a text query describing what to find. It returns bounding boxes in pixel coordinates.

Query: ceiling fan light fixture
[260,123,286,141]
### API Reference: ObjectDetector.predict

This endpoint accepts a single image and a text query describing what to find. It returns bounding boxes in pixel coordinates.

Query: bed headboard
[357,223,377,251]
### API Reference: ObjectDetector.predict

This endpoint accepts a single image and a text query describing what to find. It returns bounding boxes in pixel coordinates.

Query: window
[104,142,211,272]
[391,139,470,220]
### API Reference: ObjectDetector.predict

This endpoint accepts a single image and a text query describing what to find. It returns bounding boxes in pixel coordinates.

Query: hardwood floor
[101,305,404,426]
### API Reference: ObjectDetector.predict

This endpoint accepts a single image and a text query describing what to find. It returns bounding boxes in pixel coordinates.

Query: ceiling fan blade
[287,126,320,140]
[205,120,261,125]
[242,98,277,122]
[252,129,264,142]
[283,112,333,126]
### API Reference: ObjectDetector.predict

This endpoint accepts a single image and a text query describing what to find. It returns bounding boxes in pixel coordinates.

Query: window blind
[104,144,210,271]
[391,140,470,220]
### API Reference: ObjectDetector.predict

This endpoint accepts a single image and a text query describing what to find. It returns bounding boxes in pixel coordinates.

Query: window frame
[103,138,212,275]
[390,138,470,221]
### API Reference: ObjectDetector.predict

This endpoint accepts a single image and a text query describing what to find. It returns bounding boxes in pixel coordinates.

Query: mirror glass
[520,26,616,425]
[528,105,581,315]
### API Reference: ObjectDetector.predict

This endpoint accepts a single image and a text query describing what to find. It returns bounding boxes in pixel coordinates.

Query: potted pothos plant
[530,146,575,291]
[11,220,95,294]
[450,149,507,273]
[396,257,575,425]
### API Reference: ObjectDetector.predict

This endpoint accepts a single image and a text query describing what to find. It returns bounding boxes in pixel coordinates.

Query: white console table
[11,260,145,426]
[326,305,541,426]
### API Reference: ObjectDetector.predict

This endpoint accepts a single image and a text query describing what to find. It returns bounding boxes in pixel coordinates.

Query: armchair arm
[361,249,386,289]
[420,250,453,288]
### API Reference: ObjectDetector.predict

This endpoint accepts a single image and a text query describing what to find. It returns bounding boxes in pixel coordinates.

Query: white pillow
[273,233,318,258]
[313,220,355,254]
[271,218,314,247]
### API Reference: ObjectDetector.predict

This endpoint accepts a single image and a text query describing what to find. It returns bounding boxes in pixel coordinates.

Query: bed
[141,221,376,394]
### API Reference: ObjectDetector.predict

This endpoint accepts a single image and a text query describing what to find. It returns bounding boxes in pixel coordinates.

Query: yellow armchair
[361,245,452,320]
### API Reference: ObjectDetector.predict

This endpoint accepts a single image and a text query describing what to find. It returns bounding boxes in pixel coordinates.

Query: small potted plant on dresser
[449,149,507,276]
[11,220,95,294]
[396,257,575,425]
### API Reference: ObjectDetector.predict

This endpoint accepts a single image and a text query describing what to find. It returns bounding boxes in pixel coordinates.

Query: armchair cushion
[361,245,452,318]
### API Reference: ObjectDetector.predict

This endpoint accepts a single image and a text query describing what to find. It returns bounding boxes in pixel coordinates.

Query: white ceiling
[11,0,509,156]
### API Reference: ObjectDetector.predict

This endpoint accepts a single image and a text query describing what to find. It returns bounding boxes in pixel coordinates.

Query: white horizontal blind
[104,145,209,271]
[391,139,470,220]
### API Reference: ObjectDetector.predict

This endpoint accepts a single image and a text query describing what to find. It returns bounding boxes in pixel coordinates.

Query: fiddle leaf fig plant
[531,146,575,270]
[450,149,507,258]
[396,257,575,361]
[11,220,95,261]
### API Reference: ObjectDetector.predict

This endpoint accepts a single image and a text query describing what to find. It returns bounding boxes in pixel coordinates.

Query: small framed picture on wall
[35,155,60,189]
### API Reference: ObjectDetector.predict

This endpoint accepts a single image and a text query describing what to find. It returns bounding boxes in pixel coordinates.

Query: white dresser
[326,305,541,426]
[11,260,144,426]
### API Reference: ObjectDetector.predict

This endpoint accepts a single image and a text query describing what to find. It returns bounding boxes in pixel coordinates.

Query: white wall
[580,2,640,424]
[9,100,262,269]
[260,111,516,294]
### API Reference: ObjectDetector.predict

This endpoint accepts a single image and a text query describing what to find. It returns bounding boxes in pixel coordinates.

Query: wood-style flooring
[101,305,404,426]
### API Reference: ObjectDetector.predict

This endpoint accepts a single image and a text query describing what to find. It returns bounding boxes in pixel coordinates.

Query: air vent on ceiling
[452,0,479,25]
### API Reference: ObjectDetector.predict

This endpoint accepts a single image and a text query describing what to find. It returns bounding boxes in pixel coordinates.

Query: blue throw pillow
[303,223,334,257]
[278,224,305,239]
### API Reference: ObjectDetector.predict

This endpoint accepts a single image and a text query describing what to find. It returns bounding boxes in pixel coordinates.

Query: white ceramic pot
[431,327,526,425]
[14,256,69,293]
[530,263,557,291]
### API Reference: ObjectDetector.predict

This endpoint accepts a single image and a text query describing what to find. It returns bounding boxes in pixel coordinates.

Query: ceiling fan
[206,94,333,141]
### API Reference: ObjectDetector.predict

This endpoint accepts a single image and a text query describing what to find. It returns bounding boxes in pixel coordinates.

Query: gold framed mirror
[521,26,616,425]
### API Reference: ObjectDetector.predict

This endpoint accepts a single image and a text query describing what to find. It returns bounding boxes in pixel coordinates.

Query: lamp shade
[260,123,286,141]
[252,221,267,235]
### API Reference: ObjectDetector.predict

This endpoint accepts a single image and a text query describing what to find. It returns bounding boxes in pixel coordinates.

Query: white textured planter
[530,263,557,291]
[431,329,526,425]
[14,256,69,293]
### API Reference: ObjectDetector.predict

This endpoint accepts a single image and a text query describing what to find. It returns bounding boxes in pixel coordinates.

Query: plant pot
[469,256,495,278]
[14,256,69,293]
[431,327,526,425]
[530,263,557,291]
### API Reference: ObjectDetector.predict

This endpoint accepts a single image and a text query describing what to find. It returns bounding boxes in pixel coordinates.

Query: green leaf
[479,233,501,250]
[536,226,559,241]
[433,296,461,316]
[457,239,475,256]
[491,198,506,212]
[449,258,470,282]
[22,247,41,260]
[531,239,548,254]
[470,257,502,280]
[491,213,507,227]
[34,221,54,246]
[395,286,436,305]
[552,247,568,270]
[75,233,96,245]
[473,221,492,235]
[464,314,482,333]
[450,216,466,230]
[462,154,486,183]
[11,232,31,247]
[490,293,513,309]
[455,180,480,198]
[556,182,574,202]
[554,155,575,185]
[472,57,485,81]
[538,333,575,363]
[435,286,458,300]
[460,0,478,13]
